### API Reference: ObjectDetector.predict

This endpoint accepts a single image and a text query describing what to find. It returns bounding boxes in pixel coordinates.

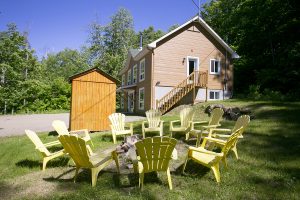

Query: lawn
[0,100,299,199]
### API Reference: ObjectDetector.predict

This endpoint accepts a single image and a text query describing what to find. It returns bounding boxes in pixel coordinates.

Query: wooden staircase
[156,71,208,114]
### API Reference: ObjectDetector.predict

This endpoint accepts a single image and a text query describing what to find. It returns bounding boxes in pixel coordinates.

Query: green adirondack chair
[58,135,120,187]
[25,129,65,171]
[142,109,164,138]
[133,136,177,190]
[109,113,133,144]
[169,107,195,140]
[52,120,94,147]
[206,115,251,159]
[188,107,224,147]
[182,127,243,183]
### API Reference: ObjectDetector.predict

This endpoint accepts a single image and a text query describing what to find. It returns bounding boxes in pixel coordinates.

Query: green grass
[0,100,300,199]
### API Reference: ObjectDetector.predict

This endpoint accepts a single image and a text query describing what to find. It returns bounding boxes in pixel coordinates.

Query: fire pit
[116,135,141,169]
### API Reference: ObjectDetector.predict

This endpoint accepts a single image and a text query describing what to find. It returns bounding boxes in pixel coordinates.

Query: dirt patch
[0,141,189,199]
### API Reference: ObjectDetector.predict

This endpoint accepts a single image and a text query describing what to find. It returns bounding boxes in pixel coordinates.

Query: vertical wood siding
[70,71,116,131]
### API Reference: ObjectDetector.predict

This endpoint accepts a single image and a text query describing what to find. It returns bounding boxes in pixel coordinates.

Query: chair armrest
[191,121,208,130]
[44,140,61,147]
[170,120,180,129]
[70,129,89,136]
[215,134,243,139]
[211,128,232,132]
[200,136,226,147]
[125,123,133,131]
[202,124,221,129]
[142,121,148,129]
[189,146,223,156]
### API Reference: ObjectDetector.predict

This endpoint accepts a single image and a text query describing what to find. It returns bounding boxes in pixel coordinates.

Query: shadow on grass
[15,157,70,169]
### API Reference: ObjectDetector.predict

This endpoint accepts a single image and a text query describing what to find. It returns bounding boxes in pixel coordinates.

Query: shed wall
[70,71,116,131]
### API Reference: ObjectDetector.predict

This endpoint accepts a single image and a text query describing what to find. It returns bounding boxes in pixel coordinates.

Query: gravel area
[0,113,145,137]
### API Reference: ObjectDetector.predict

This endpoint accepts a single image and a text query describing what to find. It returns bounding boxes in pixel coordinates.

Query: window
[209,90,220,100]
[139,59,145,81]
[127,69,131,85]
[120,93,124,109]
[133,65,137,83]
[139,87,145,110]
[210,59,221,75]
[121,74,125,86]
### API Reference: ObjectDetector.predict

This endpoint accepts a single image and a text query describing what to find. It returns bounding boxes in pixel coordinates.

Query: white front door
[127,91,135,112]
[187,57,199,76]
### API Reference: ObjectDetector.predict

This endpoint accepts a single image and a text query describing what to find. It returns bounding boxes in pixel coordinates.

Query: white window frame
[210,59,221,75]
[133,64,137,83]
[139,87,145,110]
[139,58,145,82]
[186,56,199,76]
[121,74,125,86]
[127,69,132,85]
[209,90,221,100]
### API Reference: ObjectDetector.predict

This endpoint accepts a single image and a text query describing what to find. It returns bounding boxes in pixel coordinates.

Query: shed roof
[69,67,119,84]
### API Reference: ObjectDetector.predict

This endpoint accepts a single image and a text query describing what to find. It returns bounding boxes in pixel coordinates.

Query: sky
[0,0,208,58]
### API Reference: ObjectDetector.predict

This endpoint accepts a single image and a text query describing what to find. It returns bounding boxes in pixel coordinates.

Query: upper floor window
[210,59,221,75]
[133,65,137,83]
[139,59,145,81]
[127,69,132,85]
[121,74,125,86]
[139,87,145,110]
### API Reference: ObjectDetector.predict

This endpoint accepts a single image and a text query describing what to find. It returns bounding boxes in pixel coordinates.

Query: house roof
[119,15,239,75]
[148,16,239,59]
[69,67,119,84]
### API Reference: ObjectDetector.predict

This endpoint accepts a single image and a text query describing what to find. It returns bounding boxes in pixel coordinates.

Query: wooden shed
[69,68,118,131]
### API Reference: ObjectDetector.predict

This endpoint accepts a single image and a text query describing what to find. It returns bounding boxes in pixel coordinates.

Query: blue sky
[0,0,208,58]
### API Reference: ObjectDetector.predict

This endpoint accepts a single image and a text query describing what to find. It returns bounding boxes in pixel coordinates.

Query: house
[69,67,118,131]
[118,16,239,114]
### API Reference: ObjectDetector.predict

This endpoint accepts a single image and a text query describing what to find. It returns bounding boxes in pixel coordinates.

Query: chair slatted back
[109,113,125,131]
[221,127,243,156]
[25,130,51,157]
[146,109,162,128]
[135,137,177,172]
[52,120,69,135]
[208,108,224,126]
[180,107,194,128]
[232,115,250,134]
[58,135,92,168]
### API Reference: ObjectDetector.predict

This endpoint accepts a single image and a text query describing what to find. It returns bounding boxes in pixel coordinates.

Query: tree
[202,0,300,98]
[86,8,135,77]
[0,23,40,113]
[135,26,165,48]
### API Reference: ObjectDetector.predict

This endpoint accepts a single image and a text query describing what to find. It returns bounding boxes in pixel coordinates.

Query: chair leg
[42,157,50,171]
[166,168,173,190]
[139,172,144,190]
[112,151,120,173]
[91,168,99,187]
[112,134,117,144]
[222,157,228,169]
[211,164,221,183]
[74,167,80,183]
[185,132,189,141]
[196,133,202,147]
[182,155,189,174]
[232,144,239,159]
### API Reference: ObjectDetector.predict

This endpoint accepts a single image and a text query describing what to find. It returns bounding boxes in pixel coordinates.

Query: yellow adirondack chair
[142,109,164,138]
[206,115,251,159]
[133,136,177,190]
[169,107,195,139]
[188,107,224,146]
[109,113,133,144]
[182,127,243,183]
[52,120,93,147]
[58,135,120,187]
[25,129,65,171]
